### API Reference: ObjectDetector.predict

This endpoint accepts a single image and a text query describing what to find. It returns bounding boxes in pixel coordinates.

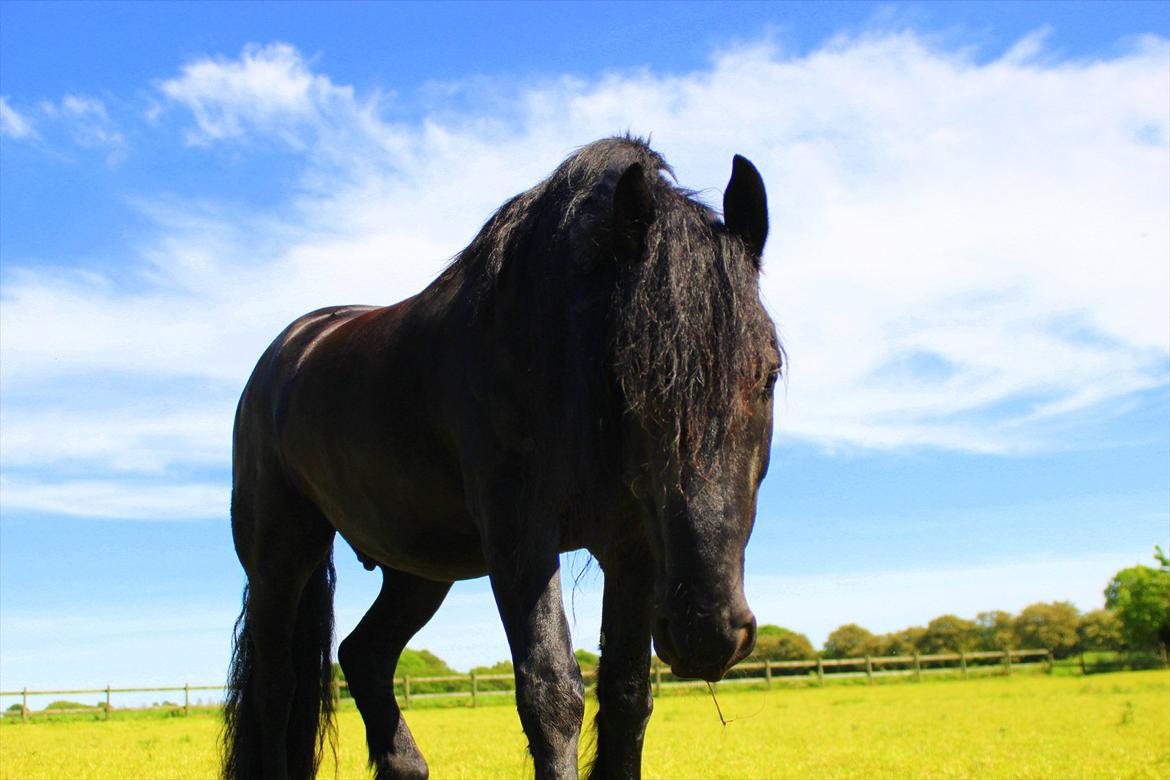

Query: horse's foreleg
[589,553,654,779]
[338,568,451,780]
[487,547,583,780]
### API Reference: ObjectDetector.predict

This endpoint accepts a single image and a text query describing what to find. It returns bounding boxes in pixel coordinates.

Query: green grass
[2,670,1167,779]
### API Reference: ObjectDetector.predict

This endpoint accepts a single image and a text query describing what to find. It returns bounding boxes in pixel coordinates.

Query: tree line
[333,547,1168,693]
[749,547,1170,662]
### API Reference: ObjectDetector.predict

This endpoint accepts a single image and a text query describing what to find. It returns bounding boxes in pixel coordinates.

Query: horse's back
[255,304,378,402]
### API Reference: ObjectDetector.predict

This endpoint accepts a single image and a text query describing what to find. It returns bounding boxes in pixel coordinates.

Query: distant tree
[975,611,1015,651]
[1077,609,1122,652]
[396,648,457,678]
[823,624,879,658]
[469,659,514,675]
[1105,547,1170,652]
[334,648,460,697]
[45,700,97,711]
[575,649,600,669]
[750,625,815,660]
[919,614,977,654]
[875,627,926,656]
[469,659,515,691]
[332,663,347,696]
[1013,601,1081,658]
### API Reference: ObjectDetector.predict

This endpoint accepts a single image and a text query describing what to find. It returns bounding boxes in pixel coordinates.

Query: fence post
[404,676,411,710]
[865,656,873,685]
[105,685,111,720]
[332,678,340,710]
[184,683,190,716]
[1045,650,1054,675]
[816,658,825,688]
[21,688,27,722]
[765,660,772,689]
[913,652,921,682]
[654,663,662,698]
[470,671,477,708]
[960,651,968,679]
[1080,651,1087,675]
[1003,649,1013,677]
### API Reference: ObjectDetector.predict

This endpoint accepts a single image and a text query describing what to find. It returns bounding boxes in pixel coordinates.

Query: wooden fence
[0,648,1052,721]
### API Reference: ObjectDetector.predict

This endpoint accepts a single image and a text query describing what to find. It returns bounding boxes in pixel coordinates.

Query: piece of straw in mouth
[706,681,764,726]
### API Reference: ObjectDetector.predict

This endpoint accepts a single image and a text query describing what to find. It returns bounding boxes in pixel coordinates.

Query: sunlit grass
[2,671,1167,779]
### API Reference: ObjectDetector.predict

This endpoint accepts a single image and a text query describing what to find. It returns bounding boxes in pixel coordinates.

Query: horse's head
[611,155,777,682]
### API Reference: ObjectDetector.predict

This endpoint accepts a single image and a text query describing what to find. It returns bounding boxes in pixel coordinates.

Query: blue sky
[2,1,1168,707]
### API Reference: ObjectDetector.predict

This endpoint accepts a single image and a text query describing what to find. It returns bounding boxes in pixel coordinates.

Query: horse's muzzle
[653,611,757,682]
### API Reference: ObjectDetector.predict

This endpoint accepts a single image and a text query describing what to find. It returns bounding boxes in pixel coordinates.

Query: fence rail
[1,648,1053,721]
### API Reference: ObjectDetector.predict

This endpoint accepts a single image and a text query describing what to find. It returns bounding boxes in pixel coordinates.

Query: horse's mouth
[653,624,728,682]
[652,614,756,682]
[670,661,729,683]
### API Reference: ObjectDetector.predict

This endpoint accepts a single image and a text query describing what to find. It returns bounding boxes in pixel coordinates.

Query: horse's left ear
[723,154,768,262]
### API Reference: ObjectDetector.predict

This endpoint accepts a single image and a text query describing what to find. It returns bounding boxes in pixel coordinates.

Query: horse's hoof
[373,752,429,780]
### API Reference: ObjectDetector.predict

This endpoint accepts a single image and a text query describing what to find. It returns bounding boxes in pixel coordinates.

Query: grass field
[2,670,1167,779]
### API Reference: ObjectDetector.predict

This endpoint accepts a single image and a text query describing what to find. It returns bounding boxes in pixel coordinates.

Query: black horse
[224,136,780,780]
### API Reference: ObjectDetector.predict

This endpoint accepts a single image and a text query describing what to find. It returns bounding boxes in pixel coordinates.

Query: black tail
[222,556,338,780]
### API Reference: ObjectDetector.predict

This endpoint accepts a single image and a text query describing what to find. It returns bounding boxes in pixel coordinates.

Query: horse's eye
[760,367,779,398]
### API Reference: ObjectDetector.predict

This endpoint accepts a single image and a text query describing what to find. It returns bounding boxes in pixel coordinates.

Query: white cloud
[0,477,225,520]
[0,96,37,139]
[0,402,230,474]
[155,41,378,151]
[1,32,1168,520]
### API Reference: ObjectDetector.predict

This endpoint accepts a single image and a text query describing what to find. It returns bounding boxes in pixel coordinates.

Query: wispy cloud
[3,93,125,163]
[0,96,37,139]
[0,477,225,520]
[51,95,124,150]
[1,31,1167,520]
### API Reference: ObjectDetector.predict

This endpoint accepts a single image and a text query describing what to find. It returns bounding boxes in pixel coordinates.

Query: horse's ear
[613,162,656,262]
[723,154,768,262]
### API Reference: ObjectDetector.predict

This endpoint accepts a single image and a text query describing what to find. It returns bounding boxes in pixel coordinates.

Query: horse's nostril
[734,617,757,660]
[653,616,677,664]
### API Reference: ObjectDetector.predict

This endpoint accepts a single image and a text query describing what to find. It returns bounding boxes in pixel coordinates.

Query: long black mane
[437,137,776,497]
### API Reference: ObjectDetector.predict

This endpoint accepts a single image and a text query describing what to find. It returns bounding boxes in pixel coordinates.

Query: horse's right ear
[724,154,768,261]
[613,162,656,262]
